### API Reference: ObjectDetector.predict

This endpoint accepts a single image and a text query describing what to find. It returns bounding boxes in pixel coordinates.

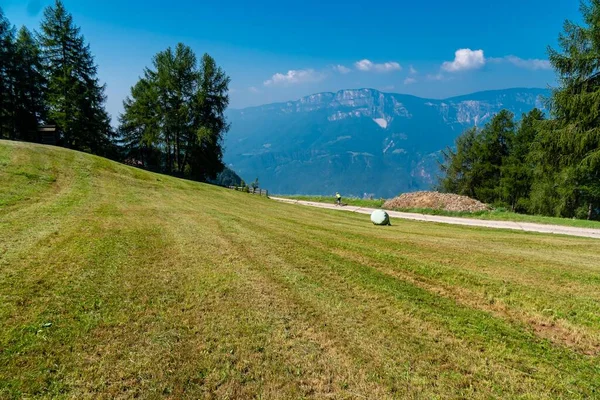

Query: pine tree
[119,77,161,168]
[0,8,16,139]
[13,27,47,141]
[189,53,230,181]
[439,111,518,206]
[38,0,113,153]
[439,127,479,196]
[499,109,544,211]
[150,43,199,174]
[531,0,600,218]
[473,110,515,204]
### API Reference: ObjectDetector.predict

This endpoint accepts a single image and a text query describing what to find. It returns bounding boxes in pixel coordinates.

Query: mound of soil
[383,191,491,213]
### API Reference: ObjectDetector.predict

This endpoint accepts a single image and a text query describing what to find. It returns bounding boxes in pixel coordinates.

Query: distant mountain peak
[225,88,550,197]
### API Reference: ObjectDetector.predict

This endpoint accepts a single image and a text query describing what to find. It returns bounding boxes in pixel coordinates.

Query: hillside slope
[224,88,549,197]
[1,140,599,398]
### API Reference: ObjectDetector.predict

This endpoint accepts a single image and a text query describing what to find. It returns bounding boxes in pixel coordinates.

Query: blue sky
[1,0,582,120]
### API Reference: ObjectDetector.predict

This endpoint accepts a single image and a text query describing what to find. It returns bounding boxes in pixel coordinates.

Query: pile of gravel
[383,191,491,213]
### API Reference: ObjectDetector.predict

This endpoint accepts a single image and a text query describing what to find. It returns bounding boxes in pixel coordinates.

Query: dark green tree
[473,110,515,204]
[251,177,259,192]
[188,53,230,181]
[149,43,199,174]
[499,109,545,211]
[209,166,242,187]
[439,127,479,196]
[0,8,16,139]
[118,77,161,169]
[119,44,229,181]
[530,0,600,219]
[39,0,113,153]
[439,111,517,206]
[13,27,47,141]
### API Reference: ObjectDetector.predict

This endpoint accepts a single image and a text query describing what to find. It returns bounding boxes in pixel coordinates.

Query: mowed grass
[284,195,600,229]
[1,140,600,399]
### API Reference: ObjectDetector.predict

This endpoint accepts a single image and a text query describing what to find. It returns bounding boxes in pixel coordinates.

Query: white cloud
[442,49,485,72]
[333,64,351,74]
[263,69,323,86]
[248,86,260,93]
[404,77,417,85]
[409,65,418,75]
[355,59,373,71]
[354,59,402,73]
[502,55,552,70]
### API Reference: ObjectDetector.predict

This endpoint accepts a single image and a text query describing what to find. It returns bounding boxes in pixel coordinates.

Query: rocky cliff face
[224,88,549,197]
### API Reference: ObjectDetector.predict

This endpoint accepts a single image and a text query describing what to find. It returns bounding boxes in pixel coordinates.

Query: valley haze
[224,87,549,198]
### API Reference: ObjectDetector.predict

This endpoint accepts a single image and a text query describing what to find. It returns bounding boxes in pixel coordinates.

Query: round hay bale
[371,210,391,226]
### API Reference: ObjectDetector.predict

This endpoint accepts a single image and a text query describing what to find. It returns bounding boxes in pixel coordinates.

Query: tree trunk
[175,128,180,174]
[588,202,593,220]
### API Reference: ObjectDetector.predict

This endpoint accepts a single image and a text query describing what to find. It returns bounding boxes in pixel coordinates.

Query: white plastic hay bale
[371,210,391,226]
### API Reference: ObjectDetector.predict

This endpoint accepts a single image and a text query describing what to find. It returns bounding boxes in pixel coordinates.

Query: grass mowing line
[97,184,390,395]
[325,243,600,355]
[280,207,600,296]
[150,190,395,398]
[209,210,526,397]
[211,204,600,397]
[249,205,600,354]
[207,214,396,398]
[277,210,600,342]
[274,208,600,295]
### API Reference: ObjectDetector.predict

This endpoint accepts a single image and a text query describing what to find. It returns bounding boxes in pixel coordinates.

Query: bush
[574,205,590,220]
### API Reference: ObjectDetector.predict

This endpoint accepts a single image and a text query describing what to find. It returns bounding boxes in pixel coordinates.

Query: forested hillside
[0,1,232,184]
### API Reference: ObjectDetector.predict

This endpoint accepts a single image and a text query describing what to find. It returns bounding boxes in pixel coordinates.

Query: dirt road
[270,197,600,239]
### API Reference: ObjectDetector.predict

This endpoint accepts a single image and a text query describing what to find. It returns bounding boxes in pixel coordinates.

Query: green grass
[2,139,600,399]
[283,195,386,208]
[283,195,600,229]
[385,207,600,228]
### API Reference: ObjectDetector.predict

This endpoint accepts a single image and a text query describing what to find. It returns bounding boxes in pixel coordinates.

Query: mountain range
[223,88,550,198]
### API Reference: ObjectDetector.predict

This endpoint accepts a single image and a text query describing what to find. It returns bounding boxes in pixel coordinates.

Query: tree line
[0,1,234,184]
[440,1,600,220]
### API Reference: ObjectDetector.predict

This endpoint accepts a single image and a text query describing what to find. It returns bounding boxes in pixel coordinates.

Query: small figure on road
[335,192,342,206]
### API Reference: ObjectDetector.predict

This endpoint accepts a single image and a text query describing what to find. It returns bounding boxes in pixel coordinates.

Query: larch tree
[499,109,545,211]
[473,110,516,204]
[189,53,230,181]
[119,77,161,168]
[0,8,15,139]
[439,126,479,197]
[13,26,47,141]
[38,0,113,154]
[119,43,230,181]
[531,0,600,219]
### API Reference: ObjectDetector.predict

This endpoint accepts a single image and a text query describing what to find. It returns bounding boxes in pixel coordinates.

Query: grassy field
[284,195,600,229]
[1,140,600,399]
